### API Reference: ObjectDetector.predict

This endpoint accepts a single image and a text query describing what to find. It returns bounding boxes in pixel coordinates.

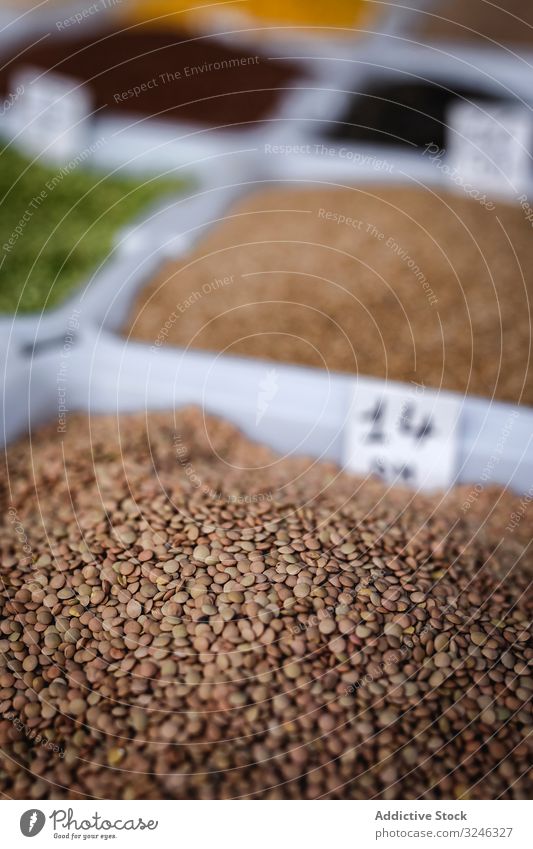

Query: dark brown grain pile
[328,80,493,150]
[1,409,531,800]
[125,184,533,406]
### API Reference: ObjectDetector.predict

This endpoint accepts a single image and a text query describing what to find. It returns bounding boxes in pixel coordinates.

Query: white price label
[446,100,532,195]
[9,67,92,163]
[344,380,462,490]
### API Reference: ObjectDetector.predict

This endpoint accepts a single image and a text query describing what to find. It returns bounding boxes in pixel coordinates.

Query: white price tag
[446,100,532,195]
[9,67,92,163]
[344,380,462,490]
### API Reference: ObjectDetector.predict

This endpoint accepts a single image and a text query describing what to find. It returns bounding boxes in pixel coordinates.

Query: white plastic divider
[2,798,526,849]
[4,162,529,494]
[4,326,532,496]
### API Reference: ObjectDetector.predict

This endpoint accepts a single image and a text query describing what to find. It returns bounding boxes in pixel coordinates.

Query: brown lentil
[127,185,533,405]
[0,409,531,800]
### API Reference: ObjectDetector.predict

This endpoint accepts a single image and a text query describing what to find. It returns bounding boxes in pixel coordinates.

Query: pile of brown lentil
[126,183,533,405]
[1,409,531,800]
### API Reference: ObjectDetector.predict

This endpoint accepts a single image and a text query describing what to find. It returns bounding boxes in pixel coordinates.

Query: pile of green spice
[0,146,189,313]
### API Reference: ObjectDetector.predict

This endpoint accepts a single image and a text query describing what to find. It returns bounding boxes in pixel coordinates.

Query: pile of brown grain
[125,184,533,405]
[420,0,533,47]
[1,409,531,800]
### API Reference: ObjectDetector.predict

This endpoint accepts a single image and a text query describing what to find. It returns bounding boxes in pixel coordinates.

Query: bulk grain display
[0,409,531,800]
[125,183,533,406]
[0,26,303,130]
[0,147,188,313]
